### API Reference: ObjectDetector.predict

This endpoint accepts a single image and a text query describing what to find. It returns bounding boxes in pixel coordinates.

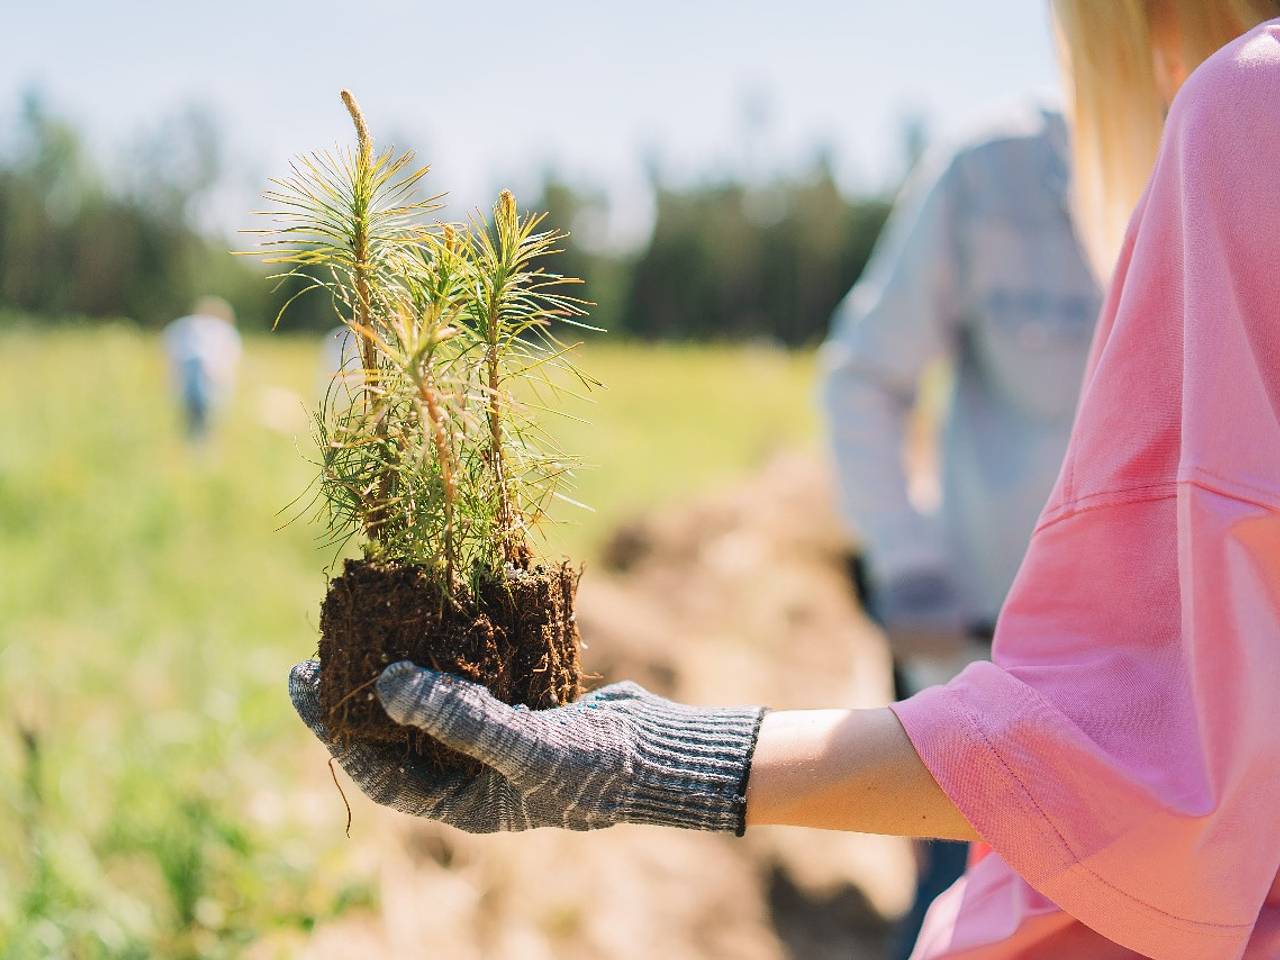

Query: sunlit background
[3,1,1060,240]
[1,3,1060,957]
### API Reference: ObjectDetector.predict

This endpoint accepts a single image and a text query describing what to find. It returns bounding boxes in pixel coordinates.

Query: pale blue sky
[2,1,1062,244]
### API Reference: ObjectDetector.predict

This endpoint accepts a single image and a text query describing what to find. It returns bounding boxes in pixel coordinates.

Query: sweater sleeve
[893,488,1280,960]
[892,23,1280,960]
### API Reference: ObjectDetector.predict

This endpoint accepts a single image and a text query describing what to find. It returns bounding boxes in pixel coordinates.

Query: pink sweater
[891,20,1280,960]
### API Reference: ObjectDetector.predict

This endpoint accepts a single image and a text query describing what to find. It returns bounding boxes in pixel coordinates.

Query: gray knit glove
[289,659,766,835]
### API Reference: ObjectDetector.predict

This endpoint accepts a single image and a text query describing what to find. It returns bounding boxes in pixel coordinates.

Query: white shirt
[819,105,1102,623]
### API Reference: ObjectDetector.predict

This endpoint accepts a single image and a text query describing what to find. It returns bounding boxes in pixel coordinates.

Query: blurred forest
[0,92,894,345]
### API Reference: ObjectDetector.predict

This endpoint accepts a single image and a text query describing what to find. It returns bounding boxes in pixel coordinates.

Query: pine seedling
[247,91,596,764]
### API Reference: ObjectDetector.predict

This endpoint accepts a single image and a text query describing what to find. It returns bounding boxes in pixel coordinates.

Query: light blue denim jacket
[819,105,1101,625]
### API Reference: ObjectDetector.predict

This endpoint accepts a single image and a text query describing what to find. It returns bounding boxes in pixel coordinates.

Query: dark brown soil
[318,558,581,775]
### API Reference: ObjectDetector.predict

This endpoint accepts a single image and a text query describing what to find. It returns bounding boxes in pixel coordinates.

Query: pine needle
[244,90,601,594]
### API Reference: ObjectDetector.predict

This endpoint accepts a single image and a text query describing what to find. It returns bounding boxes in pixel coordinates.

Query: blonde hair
[1052,0,1280,275]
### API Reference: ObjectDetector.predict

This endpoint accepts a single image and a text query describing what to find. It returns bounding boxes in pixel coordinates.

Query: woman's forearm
[744,707,979,841]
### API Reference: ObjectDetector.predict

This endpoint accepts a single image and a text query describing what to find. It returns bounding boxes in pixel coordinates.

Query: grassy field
[0,325,817,958]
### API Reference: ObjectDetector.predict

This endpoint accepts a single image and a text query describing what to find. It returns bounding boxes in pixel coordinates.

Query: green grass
[0,324,816,958]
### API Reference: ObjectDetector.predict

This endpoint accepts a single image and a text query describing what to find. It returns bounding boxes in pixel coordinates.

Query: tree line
[0,94,892,346]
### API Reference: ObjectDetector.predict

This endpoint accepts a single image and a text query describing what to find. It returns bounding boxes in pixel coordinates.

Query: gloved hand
[289,659,766,835]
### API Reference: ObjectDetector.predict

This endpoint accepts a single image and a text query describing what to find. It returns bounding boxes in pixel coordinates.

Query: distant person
[817,101,1101,956]
[163,296,242,442]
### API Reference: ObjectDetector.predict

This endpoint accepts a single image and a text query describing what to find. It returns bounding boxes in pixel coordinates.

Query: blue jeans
[180,358,213,441]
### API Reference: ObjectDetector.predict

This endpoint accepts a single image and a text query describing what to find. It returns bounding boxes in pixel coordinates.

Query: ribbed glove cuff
[622,701,767,836]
